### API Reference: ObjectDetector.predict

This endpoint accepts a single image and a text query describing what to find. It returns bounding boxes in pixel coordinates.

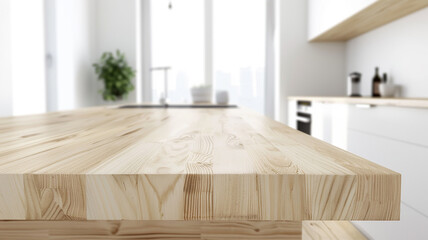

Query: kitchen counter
[289,96,428,108]
[0,106,399,238]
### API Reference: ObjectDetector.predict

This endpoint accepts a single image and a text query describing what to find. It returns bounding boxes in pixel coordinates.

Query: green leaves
[93,50,136,101]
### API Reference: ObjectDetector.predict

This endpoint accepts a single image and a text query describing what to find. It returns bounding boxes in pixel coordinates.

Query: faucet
[150,66,171,107]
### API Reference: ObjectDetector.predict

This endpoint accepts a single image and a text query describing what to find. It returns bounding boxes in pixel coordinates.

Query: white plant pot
[191,86,212,103]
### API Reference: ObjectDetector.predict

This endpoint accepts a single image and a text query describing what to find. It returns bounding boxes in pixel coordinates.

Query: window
[213,0,266,113]
[149,0,270,114]
[150,0,205,103]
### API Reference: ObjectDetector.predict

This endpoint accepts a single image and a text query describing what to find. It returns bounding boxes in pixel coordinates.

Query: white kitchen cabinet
[312,102,348,150]
[288,100,297,129]
[348,129,428,217]
[288,101,348,150]
[311,102,331,142]
[288,98,428,239]
[353,203,428,240]
[308,0,428,41]
[308,0,375,40]
[338,105,428,239]
[348,105,428,148]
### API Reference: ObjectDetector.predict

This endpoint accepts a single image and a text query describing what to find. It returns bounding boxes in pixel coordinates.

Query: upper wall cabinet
[308,0,428,42]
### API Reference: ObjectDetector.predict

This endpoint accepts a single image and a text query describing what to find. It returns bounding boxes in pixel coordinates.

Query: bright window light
[10,0,46,116]
[150,0,205,103]
[150,0,266,113]
[213,0,266,113]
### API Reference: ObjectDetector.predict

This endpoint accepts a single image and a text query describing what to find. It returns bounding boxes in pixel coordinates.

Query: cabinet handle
[296,116,310,123]
[355,104,373,109]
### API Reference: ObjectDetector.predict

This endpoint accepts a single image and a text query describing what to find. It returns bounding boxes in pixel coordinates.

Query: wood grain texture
[0,107,400,220]
[0,220,302,240]
[0,220,367,240]
[303,221,367,240]
[310,0,428,41]
[289,96,428,109]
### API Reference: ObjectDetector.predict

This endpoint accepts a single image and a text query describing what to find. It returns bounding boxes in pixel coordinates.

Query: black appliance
[296,101,311,135]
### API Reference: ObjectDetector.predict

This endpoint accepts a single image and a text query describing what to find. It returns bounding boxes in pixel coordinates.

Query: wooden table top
[0,107,400,221]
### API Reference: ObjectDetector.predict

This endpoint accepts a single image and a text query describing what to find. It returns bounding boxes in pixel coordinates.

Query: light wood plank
[0,107,400,220]
[0,220,368,240]
[303,221,367,240]
[310,0,428,42]
[0,220,302,240]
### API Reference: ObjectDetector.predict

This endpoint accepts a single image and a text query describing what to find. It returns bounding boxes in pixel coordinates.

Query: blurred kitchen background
[2,0,428,121]
[0,0,275,117]
[0,0,353,122]
[2,0,428,239]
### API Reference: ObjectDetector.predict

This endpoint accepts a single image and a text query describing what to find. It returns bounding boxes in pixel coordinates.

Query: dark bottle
[383,73,388,83]
[372,67,381,97]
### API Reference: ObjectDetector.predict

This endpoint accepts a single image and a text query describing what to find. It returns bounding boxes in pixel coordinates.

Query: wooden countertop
[0,107,400,221]
[288,96,428,108]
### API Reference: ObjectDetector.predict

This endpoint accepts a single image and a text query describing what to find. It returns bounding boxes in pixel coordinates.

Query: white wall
[63,0,98,110]
[48,0,97,111]
[10,0,46,116]
[0,0,46,116]
[1,0,140,115]
[0,0,13,117]
[308,0,375,40]
[47,0,138,111]
[95,0,138,105]
[346,7,428,98]
[280,0,346,123]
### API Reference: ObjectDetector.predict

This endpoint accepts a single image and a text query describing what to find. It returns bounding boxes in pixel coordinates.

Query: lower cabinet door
[347,129,428,216]
[352,203,428,240]
[348,105,428,147]
[312,103,348,149]
[288,100,297,129]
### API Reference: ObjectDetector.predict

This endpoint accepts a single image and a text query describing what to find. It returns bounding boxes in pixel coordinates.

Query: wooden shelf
[310,0,428,42]
[289,96,428,109]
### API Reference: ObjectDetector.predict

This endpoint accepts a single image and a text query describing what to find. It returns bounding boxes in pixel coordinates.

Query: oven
[296,101,312,135]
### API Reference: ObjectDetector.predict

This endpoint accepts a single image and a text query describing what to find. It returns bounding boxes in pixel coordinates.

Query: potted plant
[93,50,135,101]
